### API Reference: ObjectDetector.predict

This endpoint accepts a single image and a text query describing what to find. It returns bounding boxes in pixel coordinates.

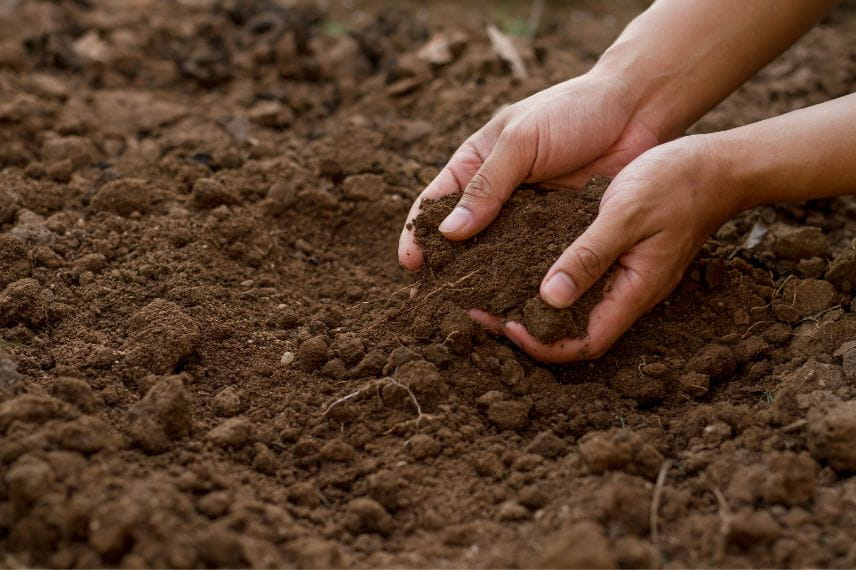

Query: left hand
[472,135,743,363]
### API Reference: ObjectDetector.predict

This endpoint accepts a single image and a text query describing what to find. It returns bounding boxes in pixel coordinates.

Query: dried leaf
[486,24,528,79]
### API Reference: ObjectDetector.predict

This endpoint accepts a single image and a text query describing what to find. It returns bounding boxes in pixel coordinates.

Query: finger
[540,208,639,309]
[582,260,679,358]
[502,321,591,363]
[439,127,535,241]
[398,134,498,270]
[468,308,503,334]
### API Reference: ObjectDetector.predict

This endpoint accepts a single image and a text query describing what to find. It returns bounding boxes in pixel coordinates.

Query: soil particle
[320,439,356,462]
[773,278,838,323]
[487,400,531,431]
[727,509,781,548]
[496,500,529,521]
[807,400,856,471]
[685,343,736,380]
[537,521,615,569]
[89,178,152,216]
[412,176,610,344]
[579,430,664,481]
[212,386,243,417]
[124,299,200,373]
[771,224,829,260]
[342,174,385,202]
[0,278,50,327]
[206,417,254,448]
[407,433,440,460]
[0,395,77,432]
[825,249,856,292]
[0,187,19,224]
[365,469,405,511]
[761,452,817,506]
[343,498,394,536]
[679,371,710,398]
[733,335,770,364]
[56,415,117,454]
[0,235,31,287]
[390,360,448,411]
[192,177,240,209]
[127,375,193,454]
[41,135,98,169]
[0,348,21,389]
[526,430,568,459]
[296,335,330,371]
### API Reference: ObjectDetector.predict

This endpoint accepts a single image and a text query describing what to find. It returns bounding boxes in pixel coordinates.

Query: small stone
[212,386,242,417]
[496,501,529,521]
[127,376,193,454]
[280,351,296,367]
[90,178,152,216]
[206,417,254,448]
[248,100,293,128]
[771,225,828,261]
[476,390,507,408]
[343,498,393,535]
[487,400,531,431]
[807,400,856,471]
[408,434,440,460]
[686,344,736,380]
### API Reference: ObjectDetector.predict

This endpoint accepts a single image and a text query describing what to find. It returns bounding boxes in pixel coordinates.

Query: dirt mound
[1,0,856,568]
[412,176,610,343]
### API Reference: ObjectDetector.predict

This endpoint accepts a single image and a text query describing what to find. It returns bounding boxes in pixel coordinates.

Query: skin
[398,0,853,363]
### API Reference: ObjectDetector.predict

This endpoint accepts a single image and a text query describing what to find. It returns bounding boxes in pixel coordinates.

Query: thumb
[540,208,637,308]
[439,128,534,240]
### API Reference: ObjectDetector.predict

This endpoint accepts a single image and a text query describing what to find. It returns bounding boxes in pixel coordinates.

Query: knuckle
[462,172,494,203]
[572,245,604,279]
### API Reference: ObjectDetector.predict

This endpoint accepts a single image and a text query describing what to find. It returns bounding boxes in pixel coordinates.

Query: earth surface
[2,0,856,568]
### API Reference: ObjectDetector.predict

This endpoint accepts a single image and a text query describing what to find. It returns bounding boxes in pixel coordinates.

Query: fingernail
[542,271,576,308]
[439,206,471,234]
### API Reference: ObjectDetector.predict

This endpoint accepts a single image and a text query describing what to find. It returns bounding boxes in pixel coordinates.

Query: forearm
[712,93,856,211]
[593,0,837,141]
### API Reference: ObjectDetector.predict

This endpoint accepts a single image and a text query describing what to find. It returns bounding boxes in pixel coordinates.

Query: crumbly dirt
[412,176,611,343]
[2,1,856,568]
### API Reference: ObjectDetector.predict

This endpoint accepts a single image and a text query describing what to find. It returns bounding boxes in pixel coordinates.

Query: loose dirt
[412,176,610,343]
[1,0,856,568]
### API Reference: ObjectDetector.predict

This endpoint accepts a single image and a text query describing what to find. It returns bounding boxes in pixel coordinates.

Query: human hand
[398,71,659,270]
[471,136,742,362]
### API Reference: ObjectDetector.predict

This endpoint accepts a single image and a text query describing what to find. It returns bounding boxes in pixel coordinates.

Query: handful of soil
[411,176,612,344]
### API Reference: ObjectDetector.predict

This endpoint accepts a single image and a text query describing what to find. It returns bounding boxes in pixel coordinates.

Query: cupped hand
[471,136,742,363]
[398,72,659,270]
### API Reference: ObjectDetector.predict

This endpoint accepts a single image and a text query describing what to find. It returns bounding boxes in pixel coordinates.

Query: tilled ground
[2,1,856,568]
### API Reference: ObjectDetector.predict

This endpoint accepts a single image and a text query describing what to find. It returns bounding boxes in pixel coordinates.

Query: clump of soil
[412,176,610,343]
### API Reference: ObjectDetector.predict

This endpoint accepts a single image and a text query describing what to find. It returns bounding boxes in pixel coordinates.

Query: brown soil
[2,1,856,568]
[412,176,610,343]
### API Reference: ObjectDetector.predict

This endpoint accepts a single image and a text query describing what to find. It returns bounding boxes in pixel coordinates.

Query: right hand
[397,71,660,270]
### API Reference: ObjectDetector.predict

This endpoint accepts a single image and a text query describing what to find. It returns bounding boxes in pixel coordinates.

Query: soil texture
[1,0,856,568]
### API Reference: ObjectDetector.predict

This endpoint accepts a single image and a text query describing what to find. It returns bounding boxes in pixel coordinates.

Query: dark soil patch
[1,0,856,568]
[412,176,610,343]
